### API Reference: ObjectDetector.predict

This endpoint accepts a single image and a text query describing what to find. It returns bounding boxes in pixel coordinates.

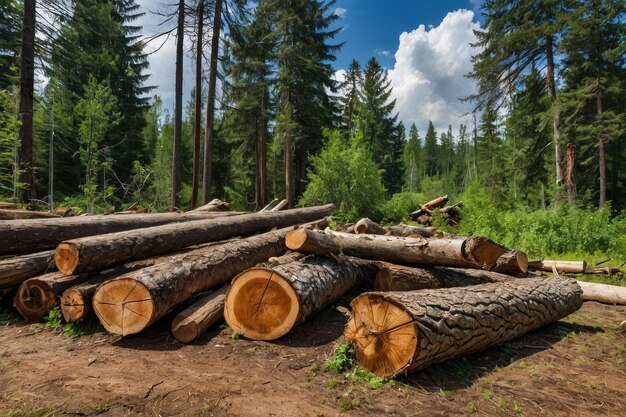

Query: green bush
[379,192,427,223]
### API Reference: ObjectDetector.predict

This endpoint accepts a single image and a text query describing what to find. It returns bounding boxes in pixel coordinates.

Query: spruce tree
[403,122,422,192]
[423,121,438,177]
[339,59,362,137]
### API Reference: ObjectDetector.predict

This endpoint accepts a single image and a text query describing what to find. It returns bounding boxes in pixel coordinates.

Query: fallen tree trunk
[286,229,507,270]
[56,204,334,275]
[0,211,244,255]
[387,224,439,238]
[577,281,626,305]
[345,277,583,377]
[171,286,228,343]
[583,266,623,276]
[355,218,388,235]
[0,202,17,209]
[0,209,60,220]
[270,199,288,212]
[528,260,586,273]
[491,250,529,275]
[374,263,513,291]
[190,198,229,212]
[225,256,379,341]
[0,250,56,289]
[91,225,309,335]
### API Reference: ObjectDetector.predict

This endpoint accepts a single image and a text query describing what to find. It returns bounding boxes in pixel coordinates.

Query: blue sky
[137,0,485,136]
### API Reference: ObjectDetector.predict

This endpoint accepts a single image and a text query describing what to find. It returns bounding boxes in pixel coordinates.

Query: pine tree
[403,122,422,192]
[339,59,362,137]
[423,121,438,177]
[477,105,504,198]
[0,0,21,89]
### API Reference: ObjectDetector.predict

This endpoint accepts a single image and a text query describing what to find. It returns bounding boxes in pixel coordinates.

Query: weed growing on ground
[35,307,103,336]
[481,389,493,400]
[324,343,354,373]
[467,401,477,413]
[93,400,110,413]
[513,401,522,416]
[345,367,394,390]
[230,330,239,341]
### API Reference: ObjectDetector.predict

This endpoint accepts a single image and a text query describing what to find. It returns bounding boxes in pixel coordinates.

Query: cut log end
[55,243,80,275]
[13,282,56,322]
[92,278,155,336]
[60,288,86,322]
[171,317,200,344]
[224,268,300,341]
[284,228,309,252]
[345,293,417,377]
[464,237,507,268]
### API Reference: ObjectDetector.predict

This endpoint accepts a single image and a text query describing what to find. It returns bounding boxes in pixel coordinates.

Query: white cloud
[375,49,392,58]
[388,9,480,134]
[333,7,347,18]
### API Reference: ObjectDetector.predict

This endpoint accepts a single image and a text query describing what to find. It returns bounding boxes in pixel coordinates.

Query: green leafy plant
[324,342,354,373]
[93,400,110,413]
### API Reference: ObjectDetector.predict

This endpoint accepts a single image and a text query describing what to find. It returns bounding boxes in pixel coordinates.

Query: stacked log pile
[1,200,624,379]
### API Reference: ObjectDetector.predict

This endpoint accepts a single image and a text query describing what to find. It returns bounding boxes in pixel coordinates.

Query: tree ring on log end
[60,289,85,322]
[225,268,300,341]
[14,282,56,322]
[285,228,308,251]
[55,243,80,275]
[93,278,154,336]
[344,293,418,377]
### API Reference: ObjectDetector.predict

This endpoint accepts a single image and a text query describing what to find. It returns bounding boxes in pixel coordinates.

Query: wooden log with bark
[0,250,56,290]
[528,260,587,273]
[225,256,379,341]
[577,281,626,305]
[0,202,17,209]
[387,224,439,238]
[190,198,229,212]
[285,229,507,270]
[491,250,529,275]
[410,195,449,220]
[0,211,244,255]
[345,277,583,377]
[0,209,61,220]
[355,218,388,235]
[583,266,623,276]
[91,225,309,335]
[171,286,228,343]
[268,251,306,267]
[56,204,335,275]
[373,263,514,291]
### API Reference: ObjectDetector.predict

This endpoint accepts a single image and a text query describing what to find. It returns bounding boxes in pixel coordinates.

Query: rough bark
[202,0,222,204]
[345,277,583,377]
[56,205,334,275]
[355,218,388,235]
[286,229,507,270]
[0,250,55,289]
[491,250,529,275]
[0,202,17,209]
[577,281,626,305]
[268,251,306,267]
[191,0,204,209]
[225,256,379,341]
[1,211,241,255]
[172,0,185,209]
[171,286,228,343]
[528,260,587,274]
[0,210,60,220]
[374,263,514,292]
[387,224,439,238]
[91,226,301,335]
[546,34,565,202]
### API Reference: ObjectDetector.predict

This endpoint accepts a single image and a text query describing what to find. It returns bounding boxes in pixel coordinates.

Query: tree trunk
[225,256,379,341]
[0,202,17,209]
[528,260,586,273]
[286,229,507,270]
[190,198,229,212]
[565,143,576,206]
[172,0,185,210]
[92,226,299,335]
[202,0,222,204]
[16,0,36,203]
[355,218,388,235]
[345,277,583,377]
[60,274,112,323]
[0,250,55,290]
[387,224,439,238]
[270,199,288,212]
[577,281,626,305]
[0,209,60,220]
[491,250,529,275]
[583,266,622,276]
[546,35,564,203]
[258,93,269,209]
[1,211,241,255]
[13,272,89,322]
[373,263,514,292]
[171,285,228,343]
[56,204,333,275]
[191,0,204,209]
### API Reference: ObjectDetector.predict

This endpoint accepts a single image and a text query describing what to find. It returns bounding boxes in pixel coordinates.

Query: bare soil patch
[1,296,624,417]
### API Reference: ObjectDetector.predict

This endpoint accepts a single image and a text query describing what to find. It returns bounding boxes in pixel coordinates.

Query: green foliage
[0,89,19,197]
[324,342,354,373]
[345,367,393,390]
[93,400,110,413]
[300,129,385,222]
[379,192,427,223]
[41,307,104,337]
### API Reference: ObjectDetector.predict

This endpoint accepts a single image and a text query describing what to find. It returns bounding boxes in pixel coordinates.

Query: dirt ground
[0,295,625,417]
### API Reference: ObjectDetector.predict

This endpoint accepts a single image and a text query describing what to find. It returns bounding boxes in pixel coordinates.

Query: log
[528,260,587,273]
[91,225,304,335]
[55,204,334,275]
[354,218,388,235]
[583,266,623,276]
[191,198,229,212]
[577,281,626,305]
[171,286,228,343]
[410,195,448,219]
[345,277,583,377]
[387,224,439,238]
[225,256,379,341]
[270,199,288,212]
[0,202,17,209]
[285,229,507,270]
[0,250,56,289]
[0,209,61,220]
[491,250,529,275]
[267,251,306,267]
[373,263,513,291]
[0,210,244,255]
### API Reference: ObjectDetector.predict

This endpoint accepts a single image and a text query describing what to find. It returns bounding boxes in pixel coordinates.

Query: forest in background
[0,0,625,258]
